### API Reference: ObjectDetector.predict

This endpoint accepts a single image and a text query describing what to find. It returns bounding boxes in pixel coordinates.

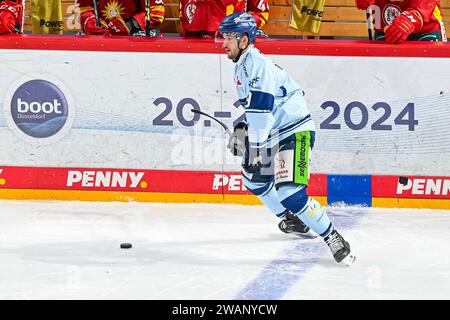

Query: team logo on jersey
[102,0,125,20]
[383,5,401,25]
[249,76,260,89]
[236,77,242,87]
[185,1,197,24]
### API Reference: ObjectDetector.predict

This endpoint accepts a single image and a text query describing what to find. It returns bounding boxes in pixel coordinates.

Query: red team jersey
[79,0,165,29]
[374,0,445,36]
[0,0,23,33]
[179,0,269,36]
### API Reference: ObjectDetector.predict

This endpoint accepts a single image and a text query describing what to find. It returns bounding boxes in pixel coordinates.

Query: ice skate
[278,210,317,238]
[324,229,356,266]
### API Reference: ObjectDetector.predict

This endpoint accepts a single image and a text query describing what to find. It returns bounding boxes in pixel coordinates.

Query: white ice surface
[0,200,449,300]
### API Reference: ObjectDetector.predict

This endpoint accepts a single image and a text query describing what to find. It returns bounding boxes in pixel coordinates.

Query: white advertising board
[0,48,448,176]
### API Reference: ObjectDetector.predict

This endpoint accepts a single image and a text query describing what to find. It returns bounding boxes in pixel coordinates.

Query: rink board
[0,36,449,209]
[0,166,448,209]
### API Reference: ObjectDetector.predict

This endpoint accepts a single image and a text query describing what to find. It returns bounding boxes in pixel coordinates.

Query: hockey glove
[81,12,109,35]
[384,10,423,44]
[130,12,163,37]
[227,121,248,157]
[107,17,130,35]
[354,0,375,10]
[256,29,269,38]
[242,148,263,174]
[131,29,161,37]
[0,1,22,34]
[242,145,272,175]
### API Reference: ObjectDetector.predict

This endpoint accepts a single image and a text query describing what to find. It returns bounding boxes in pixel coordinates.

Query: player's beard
[226,48,238,61]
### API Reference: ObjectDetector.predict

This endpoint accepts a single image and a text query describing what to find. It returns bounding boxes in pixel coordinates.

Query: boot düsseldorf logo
[4,76,74,144]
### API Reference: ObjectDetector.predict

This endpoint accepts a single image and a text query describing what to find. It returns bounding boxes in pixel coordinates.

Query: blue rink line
[234,208,368,300]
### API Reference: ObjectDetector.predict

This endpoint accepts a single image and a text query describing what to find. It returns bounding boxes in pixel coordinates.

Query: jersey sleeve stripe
[249,90,275,111]
[246,109,271,113]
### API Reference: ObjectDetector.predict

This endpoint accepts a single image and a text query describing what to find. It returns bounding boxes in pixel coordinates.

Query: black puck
[120,243,132,249]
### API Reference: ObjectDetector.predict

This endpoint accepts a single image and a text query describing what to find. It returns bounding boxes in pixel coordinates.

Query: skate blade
[341,254,356,266]
[293,229,317,239]
[304,229,318,238]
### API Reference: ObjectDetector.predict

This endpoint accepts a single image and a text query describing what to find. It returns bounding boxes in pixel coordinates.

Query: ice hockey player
[355,0,446,43]
[179,0,269,38]
[219,12,356,265]
[78,0,164,36]
[0,0,23,35]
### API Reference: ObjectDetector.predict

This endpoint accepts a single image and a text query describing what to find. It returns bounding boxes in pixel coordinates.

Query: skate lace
[325,233,344,254]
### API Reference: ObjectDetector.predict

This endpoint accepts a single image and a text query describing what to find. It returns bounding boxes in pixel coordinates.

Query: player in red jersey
[78,0,164,36]
[355,0,446,43]
[179,0,269,38]
[0,0,23,34]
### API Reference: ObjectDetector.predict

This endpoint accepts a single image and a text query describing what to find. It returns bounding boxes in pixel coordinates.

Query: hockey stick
[191,109,233,136]
[366,7,373,40]
[20,0,25,33]
[145,0,150,36]
[12,0,25,33]
[93,0,100,27]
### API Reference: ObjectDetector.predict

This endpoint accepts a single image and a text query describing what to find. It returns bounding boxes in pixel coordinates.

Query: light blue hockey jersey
[234,45,315,149]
